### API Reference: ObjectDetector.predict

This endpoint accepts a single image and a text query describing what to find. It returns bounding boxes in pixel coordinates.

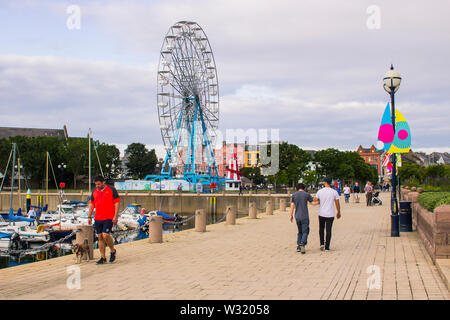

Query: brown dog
[72,239,90,264]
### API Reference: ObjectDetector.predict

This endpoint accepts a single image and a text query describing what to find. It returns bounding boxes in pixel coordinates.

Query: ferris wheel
[156,21,219,183]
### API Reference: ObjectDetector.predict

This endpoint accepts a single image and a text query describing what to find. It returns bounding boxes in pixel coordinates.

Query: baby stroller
[371,191,382,206]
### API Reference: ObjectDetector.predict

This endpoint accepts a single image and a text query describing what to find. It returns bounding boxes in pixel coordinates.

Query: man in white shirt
[313,177,341,251]
[28,208,36,219]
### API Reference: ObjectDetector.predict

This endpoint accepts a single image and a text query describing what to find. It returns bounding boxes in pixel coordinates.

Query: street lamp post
[106,163,115,181]
[57,163,66,184]
[383,64,402,237]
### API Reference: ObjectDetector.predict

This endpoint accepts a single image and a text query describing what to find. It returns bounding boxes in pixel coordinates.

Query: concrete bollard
[408,192,420,203]
[266,200,273,215]
[76,225,94,260]
[402,189,410,201]
[195,209,206,232]
[280,199,287,212]
[149,215,163,243]
[225,205,236,225]
[249,202,257,219]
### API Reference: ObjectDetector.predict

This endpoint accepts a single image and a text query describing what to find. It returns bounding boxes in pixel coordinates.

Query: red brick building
[356,145,382,176]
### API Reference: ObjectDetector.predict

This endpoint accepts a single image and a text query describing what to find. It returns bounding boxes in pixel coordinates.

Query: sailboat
[0,143,51,249]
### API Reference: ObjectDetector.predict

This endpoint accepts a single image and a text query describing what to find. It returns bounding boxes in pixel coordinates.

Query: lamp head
[383,64,402,93]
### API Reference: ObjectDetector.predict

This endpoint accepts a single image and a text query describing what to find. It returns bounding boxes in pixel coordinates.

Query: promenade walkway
[1,192,448,300]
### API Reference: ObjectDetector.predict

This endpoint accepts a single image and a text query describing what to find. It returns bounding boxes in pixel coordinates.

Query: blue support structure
[145,96,222,187]
[161,107,184,178]
[184,97,199,181]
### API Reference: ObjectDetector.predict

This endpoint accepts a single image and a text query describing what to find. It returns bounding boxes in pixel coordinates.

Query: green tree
[313,149,378,185]
[240,166,264,185]
[92,141,121,179]
[301,170,317,186]
[340,151,376,184]
[265,142,312,187]
[0,136,66,189]
[424,164,449,179]
[313,148,342,178]
[337,163,355,181]
[63,138,89,188]
[398,162,424,182]
[125,143,157,179]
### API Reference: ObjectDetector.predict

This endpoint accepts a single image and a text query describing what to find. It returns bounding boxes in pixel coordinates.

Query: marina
[0,189,284,269]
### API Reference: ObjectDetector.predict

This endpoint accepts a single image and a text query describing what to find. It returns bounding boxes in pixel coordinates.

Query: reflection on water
[0,247,73,269]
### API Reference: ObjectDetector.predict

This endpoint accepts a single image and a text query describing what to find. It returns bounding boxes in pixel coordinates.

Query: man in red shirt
[88,176,120,264]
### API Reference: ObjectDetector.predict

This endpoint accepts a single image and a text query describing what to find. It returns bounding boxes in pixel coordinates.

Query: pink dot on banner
[398,129,409,140]
[378,124,394,143]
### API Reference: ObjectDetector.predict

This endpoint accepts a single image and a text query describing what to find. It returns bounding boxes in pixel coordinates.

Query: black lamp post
[57,163,66,184]
[106,163,115,181]
[383,64,402,237]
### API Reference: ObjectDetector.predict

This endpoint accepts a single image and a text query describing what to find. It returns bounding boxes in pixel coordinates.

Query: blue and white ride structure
[145,21,221,186]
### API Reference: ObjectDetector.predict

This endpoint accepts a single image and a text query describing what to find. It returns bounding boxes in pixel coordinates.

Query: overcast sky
[0,0,449,158]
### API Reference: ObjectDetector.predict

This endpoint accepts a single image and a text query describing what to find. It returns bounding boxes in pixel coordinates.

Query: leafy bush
[418,192,450,212]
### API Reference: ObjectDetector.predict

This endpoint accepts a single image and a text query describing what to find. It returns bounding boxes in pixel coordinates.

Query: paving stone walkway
[1,192,448,300]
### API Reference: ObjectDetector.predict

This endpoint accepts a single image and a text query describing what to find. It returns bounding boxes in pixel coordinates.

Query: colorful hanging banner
[376,104,394,151]
[396,154,402,167]
[383,152,391,167]
[376,103,411,153]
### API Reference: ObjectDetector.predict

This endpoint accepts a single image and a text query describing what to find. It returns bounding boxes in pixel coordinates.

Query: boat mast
[88,128,92,196]
[10,143,16,209]
[18,157,21,210]
[46,151,49,205]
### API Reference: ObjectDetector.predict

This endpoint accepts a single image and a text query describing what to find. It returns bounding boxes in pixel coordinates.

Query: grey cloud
[1,0,449,151]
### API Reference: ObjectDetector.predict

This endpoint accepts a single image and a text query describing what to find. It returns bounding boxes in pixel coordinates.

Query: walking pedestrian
[313,177,341,251]
[352,182,361,203]
[364,181,373,206]
[88,176,120,264]
[290,183,314,254]
[343,184,351,203]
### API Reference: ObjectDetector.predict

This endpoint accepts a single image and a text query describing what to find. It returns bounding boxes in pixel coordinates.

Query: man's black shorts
[94,219,113,234]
